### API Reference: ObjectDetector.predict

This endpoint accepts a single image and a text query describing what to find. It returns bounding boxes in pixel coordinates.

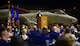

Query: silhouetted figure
[10,36,26,46]
[55,34,75,46]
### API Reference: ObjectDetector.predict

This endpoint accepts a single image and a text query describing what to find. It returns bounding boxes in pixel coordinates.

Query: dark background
[0,0,80,23]
[0,0,80,9]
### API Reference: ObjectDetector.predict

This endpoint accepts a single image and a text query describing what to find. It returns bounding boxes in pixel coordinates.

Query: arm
[46,40,49,46]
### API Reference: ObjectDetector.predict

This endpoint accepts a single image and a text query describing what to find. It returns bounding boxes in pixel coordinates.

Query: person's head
[29,26,34,31]
[22,28,27,35]
[64,29,71,34]
[22,24,26,29]
[0,28,9,41]
[55,35,75,46]
[33,25,38,30]
[10,36,25,46]
[60,25,64,29]
[44,26,50,32]
[0,24,4,27]
[42,28,48,34]
[0,24,5,28]
[52,25,58,32]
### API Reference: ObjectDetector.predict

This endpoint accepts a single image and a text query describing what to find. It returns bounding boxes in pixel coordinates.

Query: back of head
[33,25,37,30]
[55,36,70,46]
[0,28,8,37]
[42,28,48,34]
[64,29,71,34]
[55,35,75,46]
[52,25,58,32]
[10,36,25,46]
[0,24,5,29]
[55,34,75,46]
[22,28,27,35]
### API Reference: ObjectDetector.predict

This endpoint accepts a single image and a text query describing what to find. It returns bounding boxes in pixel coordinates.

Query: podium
[38,16,48,29]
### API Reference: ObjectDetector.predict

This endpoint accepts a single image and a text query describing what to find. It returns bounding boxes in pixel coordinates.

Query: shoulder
[42,34,50,39]
[0,40,8,46]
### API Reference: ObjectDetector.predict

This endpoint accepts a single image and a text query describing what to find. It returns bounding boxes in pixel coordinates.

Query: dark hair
[42,28,48,34]
[10,36,25,46]
[64,29,71,34]
[55,35,75,46]
[55,37,69,46]
[0,28,6,37]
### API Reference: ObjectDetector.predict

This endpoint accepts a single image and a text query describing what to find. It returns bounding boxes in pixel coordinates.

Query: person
[27,26,41,46]
[27,26,34,46]
[64,29,76,39]
[44,26,50,33]
[49,25,60,45]
[33,25,42,33]
[70,23,75,31]
[65,24,70,29]
[60,25,64,34]
[55,32,76,46]
[0,28,9,46]
[76,25,80,42]
[22,26,29,40]
[48,24,52,31]
[49,25,59,40]
[55,29,76,46]
[0,24,5,29]
[36,11,42,27]
[38,28,51,46]
[10,36,26,46]
[36,10,42,19]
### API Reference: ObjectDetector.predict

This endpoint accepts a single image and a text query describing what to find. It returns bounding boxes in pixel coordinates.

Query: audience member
[49,25,59,40]
[0,28,9,46]
[10,36,26,46]
[55,35,76,46]
[39,28,50,46]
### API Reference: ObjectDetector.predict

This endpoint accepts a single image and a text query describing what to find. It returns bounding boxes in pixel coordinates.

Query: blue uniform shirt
[60,29,64,33]
[49,31,59,40]
[37,34,51,46]
[0,40,9,46]
[27,30,40,43]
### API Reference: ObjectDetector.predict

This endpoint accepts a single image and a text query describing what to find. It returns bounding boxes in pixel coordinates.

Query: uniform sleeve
[0,42,9,46]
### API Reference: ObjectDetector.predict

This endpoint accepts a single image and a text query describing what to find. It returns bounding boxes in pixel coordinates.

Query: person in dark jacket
[49,26,59,40]
[38,28,51,46]
[27,26,40,46]
[10,36,26,46]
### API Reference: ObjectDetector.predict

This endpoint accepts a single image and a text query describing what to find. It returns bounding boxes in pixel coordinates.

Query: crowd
[0,23,80,46]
